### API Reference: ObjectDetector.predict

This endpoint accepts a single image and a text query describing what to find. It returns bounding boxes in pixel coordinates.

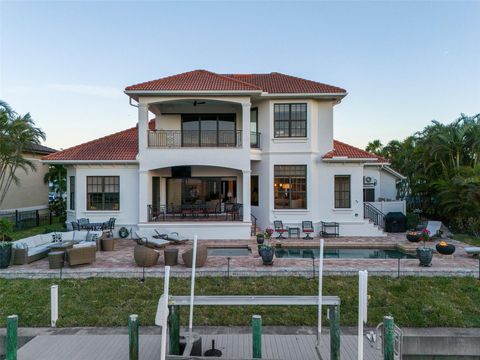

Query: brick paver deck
[2,234,478,278]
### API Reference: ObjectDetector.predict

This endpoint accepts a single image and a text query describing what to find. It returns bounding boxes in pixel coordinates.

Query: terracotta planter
[416,247,433,267]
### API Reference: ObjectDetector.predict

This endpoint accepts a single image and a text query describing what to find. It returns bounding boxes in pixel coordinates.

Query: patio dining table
[80,222,105,231]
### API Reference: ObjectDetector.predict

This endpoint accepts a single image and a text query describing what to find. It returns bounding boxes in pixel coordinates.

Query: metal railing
[148,130,241,148]
[148,203,243,222]
[148,130,261,149]
[364,202,385,229]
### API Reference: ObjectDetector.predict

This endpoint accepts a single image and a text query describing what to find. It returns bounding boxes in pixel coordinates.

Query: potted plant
[416,228,433,266]
[0,218,14,269]
[256,232,265,245]
[259,228,275,265]
[436,240,455,255]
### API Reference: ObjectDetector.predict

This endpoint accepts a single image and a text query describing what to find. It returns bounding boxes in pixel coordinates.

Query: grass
[0,276,479,328]
[10,218,65,240]
[453,234,480,246]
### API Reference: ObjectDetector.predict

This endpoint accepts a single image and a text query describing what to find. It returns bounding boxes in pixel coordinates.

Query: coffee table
[49,241,74,252]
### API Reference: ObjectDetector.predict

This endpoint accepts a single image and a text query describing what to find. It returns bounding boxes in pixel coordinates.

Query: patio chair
[77,218,90,230]
[302,221,315,240]
[134,244,159,267]
[274,220,288,239]
[424,221,443,238]
[182,245,208,268]
[71,221,80,231]
[66,244,96,266]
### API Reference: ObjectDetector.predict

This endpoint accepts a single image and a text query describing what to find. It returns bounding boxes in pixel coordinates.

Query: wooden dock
[17,333,382,359]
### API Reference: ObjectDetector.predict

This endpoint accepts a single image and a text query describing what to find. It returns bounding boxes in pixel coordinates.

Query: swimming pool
[274,247,415,259]
[207,247,251,256]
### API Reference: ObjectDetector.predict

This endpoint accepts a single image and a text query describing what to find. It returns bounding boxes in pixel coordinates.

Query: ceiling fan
[193,101,206,107]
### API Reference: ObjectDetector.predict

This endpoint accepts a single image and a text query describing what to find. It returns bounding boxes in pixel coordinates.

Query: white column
[242,169,251,223]
[138,103,149,152]
[138,170,149,223]
[242,102,251,150]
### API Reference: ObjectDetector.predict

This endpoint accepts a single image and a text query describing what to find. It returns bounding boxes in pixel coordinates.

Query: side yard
[0,276,479,328]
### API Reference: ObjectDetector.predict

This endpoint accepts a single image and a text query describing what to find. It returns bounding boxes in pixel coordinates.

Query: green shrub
[406,212,420,230]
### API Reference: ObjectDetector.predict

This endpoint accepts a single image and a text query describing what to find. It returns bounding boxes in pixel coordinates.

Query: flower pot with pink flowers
[416,228,433,267]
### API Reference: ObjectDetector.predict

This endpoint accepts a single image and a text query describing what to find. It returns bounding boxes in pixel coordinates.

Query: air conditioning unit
[363,176,375,185]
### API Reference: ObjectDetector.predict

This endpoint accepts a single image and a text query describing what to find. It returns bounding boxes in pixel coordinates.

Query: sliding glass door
[181,114,236,147]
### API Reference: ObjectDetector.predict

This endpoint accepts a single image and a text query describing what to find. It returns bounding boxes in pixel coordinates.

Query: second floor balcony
[147,130,261,149]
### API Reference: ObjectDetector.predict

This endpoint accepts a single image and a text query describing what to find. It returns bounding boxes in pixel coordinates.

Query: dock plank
[18,333,381,360]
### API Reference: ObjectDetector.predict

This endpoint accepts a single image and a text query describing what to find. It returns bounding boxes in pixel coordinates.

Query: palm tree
[365,139,383,155]
[0,100,46,207]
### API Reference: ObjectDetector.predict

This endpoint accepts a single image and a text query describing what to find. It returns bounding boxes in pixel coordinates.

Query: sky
[0,0,479,151]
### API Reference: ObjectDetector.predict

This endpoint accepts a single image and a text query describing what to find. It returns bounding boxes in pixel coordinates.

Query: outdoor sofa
[11,230,103,265]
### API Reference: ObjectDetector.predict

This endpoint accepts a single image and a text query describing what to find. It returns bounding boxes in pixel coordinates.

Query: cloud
[46,84,124,99]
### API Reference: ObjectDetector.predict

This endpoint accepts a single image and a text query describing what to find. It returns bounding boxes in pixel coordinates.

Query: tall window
[274,103,307,138]
[251,175,259,206]
[69,176,75,210]
[335,175,351,208]
[274,165,307,209]
[250,108,259,148]
[182,114,236,147]
[87,176,120,210]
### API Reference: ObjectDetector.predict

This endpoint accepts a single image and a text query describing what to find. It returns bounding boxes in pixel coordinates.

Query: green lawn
[0,276,479,328]
[453,234,480,246]
[10,219,65,240]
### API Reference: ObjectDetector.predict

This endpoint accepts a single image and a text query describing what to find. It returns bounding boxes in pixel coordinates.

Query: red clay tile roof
[125,70,261,92]
[223,73,346,94]
[125,70,346,94]
[43,121,156,162]
[322,140,388,162]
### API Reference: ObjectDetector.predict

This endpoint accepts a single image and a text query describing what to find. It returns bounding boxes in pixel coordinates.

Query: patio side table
[101,238,115,251]
[48,251,64,269]
[164,248,179,266]
[288,227,300,239]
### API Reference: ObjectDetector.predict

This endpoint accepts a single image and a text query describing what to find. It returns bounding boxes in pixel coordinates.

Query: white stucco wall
[66,164,139,231]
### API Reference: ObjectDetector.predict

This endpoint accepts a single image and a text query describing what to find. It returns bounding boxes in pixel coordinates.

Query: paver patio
[2,234,478,278]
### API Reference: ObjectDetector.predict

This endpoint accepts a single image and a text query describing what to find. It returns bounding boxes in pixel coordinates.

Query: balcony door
[181,114,236,147]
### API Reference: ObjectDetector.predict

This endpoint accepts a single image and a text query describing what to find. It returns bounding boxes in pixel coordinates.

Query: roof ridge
[271,72,347,93]
[126,69,262,91]
[214,72,262,90]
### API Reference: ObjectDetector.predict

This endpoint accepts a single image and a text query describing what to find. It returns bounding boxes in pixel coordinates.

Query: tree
[0,100,46,207]
[365,139,383,155]
[44,165,66,199]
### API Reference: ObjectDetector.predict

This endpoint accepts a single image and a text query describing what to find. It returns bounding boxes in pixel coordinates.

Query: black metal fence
[0,208,53,229]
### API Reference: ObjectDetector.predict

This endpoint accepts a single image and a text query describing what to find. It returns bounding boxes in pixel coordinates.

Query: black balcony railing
[147,130,261,149]
[148,130,240,148]
[148,203,243,222]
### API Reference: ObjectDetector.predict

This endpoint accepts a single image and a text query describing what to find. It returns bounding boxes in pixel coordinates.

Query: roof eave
[260,92,347,99]
[124,90,263,98]
[322,157,387,163]
[42,159,139,165]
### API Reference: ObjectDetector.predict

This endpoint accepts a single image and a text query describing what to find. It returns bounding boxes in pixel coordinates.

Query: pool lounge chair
[154,230,189,244]
[421,221,443,237]
[464,247,480,257]
[135,230,170,248]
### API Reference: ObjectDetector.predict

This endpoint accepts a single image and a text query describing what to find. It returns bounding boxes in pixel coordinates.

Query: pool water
[274,247,415,259]
[207,247,251,256]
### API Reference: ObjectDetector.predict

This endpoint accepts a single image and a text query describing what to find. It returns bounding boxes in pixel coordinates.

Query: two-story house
[43,70,405,239]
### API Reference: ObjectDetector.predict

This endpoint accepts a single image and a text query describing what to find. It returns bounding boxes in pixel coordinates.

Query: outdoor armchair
[302,221,315,240]
[66,244,96,266]
[274,220,288,239]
